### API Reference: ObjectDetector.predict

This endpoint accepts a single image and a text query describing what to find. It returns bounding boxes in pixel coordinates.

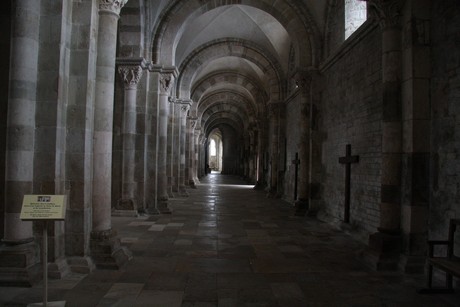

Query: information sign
[20,195,67,220]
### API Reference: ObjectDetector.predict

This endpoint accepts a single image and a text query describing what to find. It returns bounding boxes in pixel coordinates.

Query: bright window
[345,0,367,40]
[210,139,216,156]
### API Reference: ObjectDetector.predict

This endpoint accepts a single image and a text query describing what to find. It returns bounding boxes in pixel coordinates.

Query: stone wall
[430,0,460,238]
[319,23,383,237]
[325,0,345,59]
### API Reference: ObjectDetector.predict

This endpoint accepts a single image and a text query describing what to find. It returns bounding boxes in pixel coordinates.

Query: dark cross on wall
[338,144,359,223]
[292,152,300,201]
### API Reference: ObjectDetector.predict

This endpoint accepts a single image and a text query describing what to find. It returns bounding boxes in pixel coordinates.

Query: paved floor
[1,173,459,306]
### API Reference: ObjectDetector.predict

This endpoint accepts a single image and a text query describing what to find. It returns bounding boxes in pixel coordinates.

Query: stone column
[267,102,282,198]
[399,0,431,273]
[157,75,174,203]
[188,118,198,188]
[254,121,266,190]
[292,70,313,215]
[113,59,145,216]
[144,66,159,214]
[193,129,201,184]
[365,0,404,271]
[248,131,256,184]
[198,134,206,178]
[166,98,175,197]
[179,102,191,196]
[157,71,175,213]
[91,0,131,269]
[172,102,181,194]
[0,0,41,286]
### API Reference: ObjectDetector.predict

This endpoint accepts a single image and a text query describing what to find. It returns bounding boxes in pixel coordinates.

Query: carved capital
[188,117,197,129]
[118,65,143,89]
[291,69,313,91]
[160,73,174,95]
[367,0,404,30]
[181,104,190,113]
[99,0,128,15]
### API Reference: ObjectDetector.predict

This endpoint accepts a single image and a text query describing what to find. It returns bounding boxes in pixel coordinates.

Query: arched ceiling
[123,0,329,142]
[175,5,291,72]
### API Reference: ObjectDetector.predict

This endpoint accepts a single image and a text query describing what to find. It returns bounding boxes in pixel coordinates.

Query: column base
[0,241,41,286]
[157,201,172,214]
[179,186,189,197]
[360,232,401,271]
[67,256,95,274]
[113,199,138,217]
[90,230,132,270]
[266,187,278,198]
[146,207,161,215]
[48,257,71,279]
[293,199,309,216]
[253,181,265,190]
[27,301,66,307]
[189,180,197,189]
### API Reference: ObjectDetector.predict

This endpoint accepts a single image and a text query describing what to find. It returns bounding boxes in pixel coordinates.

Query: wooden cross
[338,144,359,223]
[292,152,300,201]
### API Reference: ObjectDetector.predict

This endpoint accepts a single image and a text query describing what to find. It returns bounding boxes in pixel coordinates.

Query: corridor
[1,174,459,306]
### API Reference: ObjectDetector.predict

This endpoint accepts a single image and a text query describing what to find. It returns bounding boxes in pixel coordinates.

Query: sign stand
[20,195,67,307]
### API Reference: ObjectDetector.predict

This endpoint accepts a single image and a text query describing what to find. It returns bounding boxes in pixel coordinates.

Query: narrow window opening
[345,0,367,40]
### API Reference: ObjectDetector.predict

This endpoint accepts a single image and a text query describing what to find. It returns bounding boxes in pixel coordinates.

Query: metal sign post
[20,195,67,307]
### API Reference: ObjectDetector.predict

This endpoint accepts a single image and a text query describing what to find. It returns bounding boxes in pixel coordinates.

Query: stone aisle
[1,173,459,306]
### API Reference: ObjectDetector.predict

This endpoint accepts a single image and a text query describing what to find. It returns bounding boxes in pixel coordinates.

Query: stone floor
[1,173,459,306]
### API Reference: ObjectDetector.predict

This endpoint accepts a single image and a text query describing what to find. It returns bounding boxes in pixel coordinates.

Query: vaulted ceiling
[120,0,329,140]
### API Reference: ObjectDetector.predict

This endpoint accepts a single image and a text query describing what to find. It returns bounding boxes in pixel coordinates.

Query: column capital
[188,117,198,128]
[180,103,191,114]
[367,0,404,30]
[118,65,143,89]
[160,73,175,95]
[290,68,321,92]
[98,0,128,16]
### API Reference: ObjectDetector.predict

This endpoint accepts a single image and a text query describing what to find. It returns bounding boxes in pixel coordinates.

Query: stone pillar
[399,0,431,273]
[254,121,266,190]
[292,70,313,215]
[198,134,206,178]
[113,59,145,217]
[166,98,175,198]
[179,102,191,196]
[267,102,282,198]
[248,131,256,184]
[0,0,41,286]
[188,118,198,188]
[157,71,176,213]
[193,129,201,184]
[91,0,132,269]
[172,102,181,194]
[144,66,159,214]
[365,0,404,271]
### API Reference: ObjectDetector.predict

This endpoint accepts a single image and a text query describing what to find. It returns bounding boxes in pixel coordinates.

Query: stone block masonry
[320,24,383,238]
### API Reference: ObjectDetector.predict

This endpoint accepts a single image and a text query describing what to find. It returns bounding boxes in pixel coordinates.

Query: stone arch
[176,38,284,102]
[191,71,269,110]
[201,105,249,132]
[197,91,258,126]
[204,114,245,137]
[150,0,320,67]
